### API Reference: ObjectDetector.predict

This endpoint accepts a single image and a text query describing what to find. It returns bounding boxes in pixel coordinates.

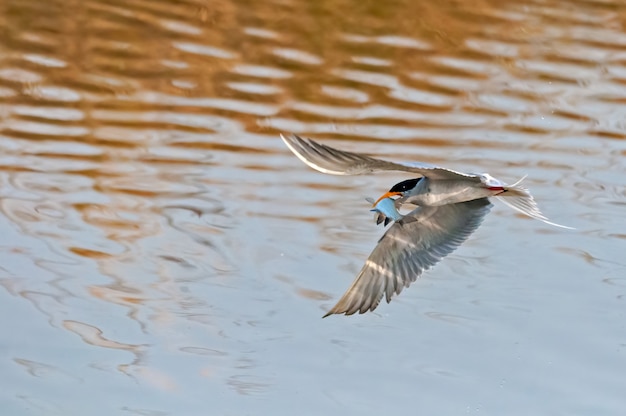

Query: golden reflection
[0,0,624,406]
[89,285,146,305]
[63,320,143,351]
[296,287,333,301]
[14,358,80,380]
[69,247,115,259]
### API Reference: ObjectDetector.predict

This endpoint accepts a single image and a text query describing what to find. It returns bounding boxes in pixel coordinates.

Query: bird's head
[373,177,423,206]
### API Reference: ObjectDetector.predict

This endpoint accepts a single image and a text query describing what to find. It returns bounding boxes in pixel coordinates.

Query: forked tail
[497,176,574,229]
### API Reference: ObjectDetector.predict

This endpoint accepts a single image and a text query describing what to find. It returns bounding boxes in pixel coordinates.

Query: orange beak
[373,191,402,206]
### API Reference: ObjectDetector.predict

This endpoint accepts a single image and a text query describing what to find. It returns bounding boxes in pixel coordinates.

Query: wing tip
[321,304,354,318]
[322,297,380,318]
[280,132,302,142]
[279,132,350,175]
[279,132,303,150]
[322,308,368,318]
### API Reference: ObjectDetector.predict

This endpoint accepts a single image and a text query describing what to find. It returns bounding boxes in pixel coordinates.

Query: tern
[280,134,571,317]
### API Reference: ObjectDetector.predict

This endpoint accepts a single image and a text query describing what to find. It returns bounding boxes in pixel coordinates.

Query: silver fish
[366,197,403,226]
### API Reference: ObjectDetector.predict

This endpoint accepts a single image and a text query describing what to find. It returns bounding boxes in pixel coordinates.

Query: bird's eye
[389,178,421,193]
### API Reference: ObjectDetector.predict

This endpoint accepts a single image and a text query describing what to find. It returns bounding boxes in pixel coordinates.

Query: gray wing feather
[281,134,479,181]
[323,198,493,317]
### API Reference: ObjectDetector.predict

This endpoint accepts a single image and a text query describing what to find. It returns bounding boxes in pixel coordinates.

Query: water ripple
[0,0,624,414]
[341,33,432,50]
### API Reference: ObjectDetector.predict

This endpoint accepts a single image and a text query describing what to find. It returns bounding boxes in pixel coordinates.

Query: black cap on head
[389,178,422,193]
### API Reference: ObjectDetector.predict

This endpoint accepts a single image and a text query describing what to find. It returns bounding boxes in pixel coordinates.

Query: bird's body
[400,177,494,206]
[280,134,571,317]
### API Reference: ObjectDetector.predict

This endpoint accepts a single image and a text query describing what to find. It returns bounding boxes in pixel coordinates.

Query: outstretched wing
[323,198,493,317]
[281,134,480,181]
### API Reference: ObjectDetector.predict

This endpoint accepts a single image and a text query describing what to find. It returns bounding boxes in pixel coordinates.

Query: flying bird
[280,134,570,317]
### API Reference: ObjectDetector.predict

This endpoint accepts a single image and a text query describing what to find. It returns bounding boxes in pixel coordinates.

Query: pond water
[0,0,625,414]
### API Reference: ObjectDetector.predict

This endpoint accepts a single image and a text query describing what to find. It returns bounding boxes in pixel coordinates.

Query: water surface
[0,0,625,414]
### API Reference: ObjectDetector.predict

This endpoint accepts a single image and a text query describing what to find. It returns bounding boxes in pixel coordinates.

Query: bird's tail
[496,176,574,229]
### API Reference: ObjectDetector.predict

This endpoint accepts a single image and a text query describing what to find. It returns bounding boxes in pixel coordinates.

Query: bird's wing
[281,134,480,181]
[323,198,493,317]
